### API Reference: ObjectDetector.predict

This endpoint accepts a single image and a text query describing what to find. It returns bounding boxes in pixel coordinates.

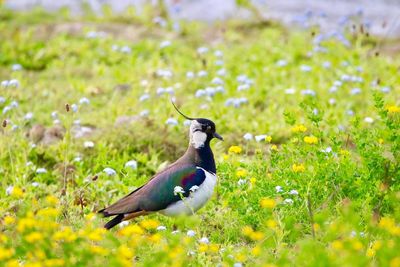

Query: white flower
[328,98,336,105]
[31,182,40,187]
[284,198,294,204]
[243,133,253,141]
[84,141,94,148]
[237,84,250,91]
[119,221,129,228]
[198,237,209,244]
[285,88,296,94]
[215,60,224,66]
[111,44,119,51]
[8,79,19,88]
[212,77,224,85]
[350,88,361,95]
[79,97,90,105]
[120,46,131,54]
[237,179,247,186]
[156,69,173,78]
[333,80,342,87]
[186,71,194,78]
[71,104,78,112]
[276,59,288,67]
[1,80,9,87]
[0,96,5,104]
[321,147,332,153]
[346,110,354,116]
[301,89,316,96]
[36,168,47,174]
[216,68,226,76]
[289,190,299,195]
[103,167,117,176]
[255,135,267,142]
[234,263,243,267]
[6,186,14,195]
[171,230,180,234]
[381,86,390,93]
[214,50,223,57]
[157,87,166,95]
[157,225,167,231]
[139,94,150,102]
[74,157,82,162]
[12,64,22,71]
[364,117,374,123]
[183,120,191,126]
[189,185,199,192]
[197,70,208,77]
[140,110,149,117]
[125,160,138,170]
[322,61,331,68]
[275,186,283,193]
[174,186,185,195]
[24,112,33,120]
[186,230,196,237]
[160,40,171,48]
[313,108,319,115]
[197,46,208,54]
[300,65,312,72]
[166,118,178,126]
[329,86,338,93]
[51,111,58,119]
[140,80,149,86]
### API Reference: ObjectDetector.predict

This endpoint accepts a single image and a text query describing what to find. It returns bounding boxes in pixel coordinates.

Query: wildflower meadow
[0,3,399,267]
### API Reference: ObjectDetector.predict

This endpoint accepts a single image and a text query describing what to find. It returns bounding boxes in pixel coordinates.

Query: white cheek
[191,131,207,149]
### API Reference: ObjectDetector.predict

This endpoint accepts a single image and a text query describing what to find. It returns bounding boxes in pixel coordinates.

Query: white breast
[160,167,217,216]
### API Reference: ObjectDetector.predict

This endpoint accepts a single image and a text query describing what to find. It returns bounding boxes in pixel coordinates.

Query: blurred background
[5,0,400,38]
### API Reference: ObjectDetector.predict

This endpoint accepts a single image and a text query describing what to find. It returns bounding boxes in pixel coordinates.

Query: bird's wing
[99,164,206,216]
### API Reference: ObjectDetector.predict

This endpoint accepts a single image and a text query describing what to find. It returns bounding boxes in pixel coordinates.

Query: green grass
[0,5,399,267]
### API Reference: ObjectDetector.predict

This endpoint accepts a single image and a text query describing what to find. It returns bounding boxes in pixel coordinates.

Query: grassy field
[0,5,399,267]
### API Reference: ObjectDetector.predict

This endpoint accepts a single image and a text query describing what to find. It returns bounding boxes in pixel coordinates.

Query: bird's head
[172,101,223,149]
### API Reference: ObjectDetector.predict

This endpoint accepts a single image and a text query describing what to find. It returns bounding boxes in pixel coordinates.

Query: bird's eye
[207,126,212,131]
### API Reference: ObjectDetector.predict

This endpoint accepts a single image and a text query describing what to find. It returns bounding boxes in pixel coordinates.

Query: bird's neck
[184,141,216,174]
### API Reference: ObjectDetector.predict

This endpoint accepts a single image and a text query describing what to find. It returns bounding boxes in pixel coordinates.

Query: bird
[98,101,223,229]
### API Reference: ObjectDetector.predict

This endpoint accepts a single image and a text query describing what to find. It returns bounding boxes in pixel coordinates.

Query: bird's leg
[122,211,149,221]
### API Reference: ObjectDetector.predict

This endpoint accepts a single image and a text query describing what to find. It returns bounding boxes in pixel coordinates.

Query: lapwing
[99,102,223,229]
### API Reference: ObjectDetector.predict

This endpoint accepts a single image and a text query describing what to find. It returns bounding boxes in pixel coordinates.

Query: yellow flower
[241,226,253,236]
[44,259,65,266]
[378,138,384,144]
[168,246,184,258]
[352,240,363,251]
[119,224,144,236]
[236,169,247,178]
[223,154,229,161]
[339,149,350,156]
[291,124,307,133]
[265,136,272,143]
[270,145,278,151]
[209,244,219,253]
[250,177,257,185]
[378,217,400,235]
[366,248,375,258]
[228,146,242,154]
[266,219,277,229]
[251,246,261,256]
[5,259,19,267]
[235,253,247,262]
[313,223,320,232]
[292,164,305,173]
[140,219,159,229]
[198,244,208,253]
[25,232,43,243]
[46,195,59,206]
[148,233,161,243]
[53,227,77,242]
[87,228,106,241]
[331,240,343,250]
[24,262,42,267]
[118,245,133,259]
[387,105,400,114]
[304,135,318,144]
[11,187,24,197]
[90,245,108,256]
[390,257,400,267]
[3,216,15,226]
[0,234,8,243]
[0,247,14,261]
[260,198,276,209]
[250,231,264,241]
[37,208,59,218]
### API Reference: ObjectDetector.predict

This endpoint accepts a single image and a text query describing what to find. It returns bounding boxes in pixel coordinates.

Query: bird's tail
[104,214,124,230]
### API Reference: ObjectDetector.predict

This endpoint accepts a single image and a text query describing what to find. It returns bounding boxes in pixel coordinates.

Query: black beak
[213,132,223,141]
